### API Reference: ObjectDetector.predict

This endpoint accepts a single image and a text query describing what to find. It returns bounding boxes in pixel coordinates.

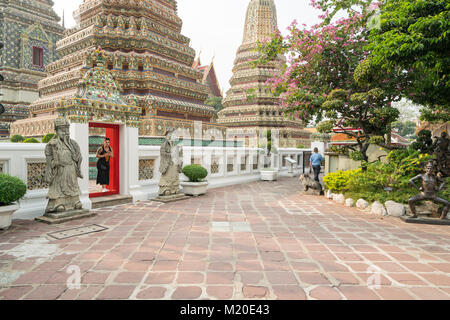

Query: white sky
[52,0,321,93]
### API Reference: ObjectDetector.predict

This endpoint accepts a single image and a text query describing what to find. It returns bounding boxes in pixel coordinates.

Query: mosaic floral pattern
[253,155,259,170]
[211,157,220,174]
[227,157,234,173]
[139,159,155,181]
[27,162,49,190]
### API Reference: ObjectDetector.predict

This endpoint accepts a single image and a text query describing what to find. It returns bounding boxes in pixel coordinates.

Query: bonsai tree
[42,133,56,143]
[0,173,27,206]
[23,138,40,143]
[182,165,208,183]
[10,134,25,143]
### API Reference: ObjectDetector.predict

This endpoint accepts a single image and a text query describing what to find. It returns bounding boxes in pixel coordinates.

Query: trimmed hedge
[0,174,27,206]
[23,138,40,143]
[10,135,25,143]
[182,165,208,183]
[323,169,361,193]
[42,133,56,143]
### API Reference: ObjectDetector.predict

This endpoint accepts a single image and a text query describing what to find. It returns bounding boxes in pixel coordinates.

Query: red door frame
[89,123,120,198]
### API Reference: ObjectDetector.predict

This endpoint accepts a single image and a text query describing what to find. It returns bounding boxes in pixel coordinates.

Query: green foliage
[205,96,224,112]
[409,129,433,154]
[311,132,331,142]
[10,135,25,143]
[368,0,450,122]
[23,138,40,143]
[0,174,27,206]
[323,169,361,193]
[317,121,335,134]
[350,151,365,162]
[182,165,208,183]
[297,144,306,149]
[368,136,385,145]
[392,121,417,138]
[328,145,349,155]
[345,149,435,204]
[42,133,56,144]
[440,178,450,200]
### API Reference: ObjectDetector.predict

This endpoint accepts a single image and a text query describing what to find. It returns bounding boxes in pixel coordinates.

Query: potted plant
[260,130,278,181]
[181,165,209,196]
[0,173,27,230]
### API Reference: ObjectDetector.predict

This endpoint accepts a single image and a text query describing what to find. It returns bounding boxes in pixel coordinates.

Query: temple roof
[193,57,223,98]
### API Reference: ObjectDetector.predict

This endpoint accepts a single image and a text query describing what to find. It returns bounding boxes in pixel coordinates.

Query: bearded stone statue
[43,118,84,215]
[153,128,188,203]
[158,128,183,196]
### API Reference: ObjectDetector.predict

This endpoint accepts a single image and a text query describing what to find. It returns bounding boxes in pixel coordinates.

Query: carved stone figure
[299,174,324,196]
[433,131,450,177]
[43,118,84,214]
[158,128,183,197]
[408,162,449,220]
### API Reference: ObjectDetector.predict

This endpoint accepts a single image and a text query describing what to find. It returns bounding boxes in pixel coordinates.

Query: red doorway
[89,123,120,198]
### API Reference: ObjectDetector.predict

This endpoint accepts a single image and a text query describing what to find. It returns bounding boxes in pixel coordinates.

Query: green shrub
[439,177,450,200]
[10,135,25,143]
[42,133,56,143]
[23,138,40,143]
[328,145,348,155]
[297,144,306,149]
[323,169,361,193]
[344,149,436,204]
[182,165,208,182]
[0,174,27,206]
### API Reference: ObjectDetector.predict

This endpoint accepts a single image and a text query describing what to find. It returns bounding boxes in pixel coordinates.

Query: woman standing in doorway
[96,138,113,192]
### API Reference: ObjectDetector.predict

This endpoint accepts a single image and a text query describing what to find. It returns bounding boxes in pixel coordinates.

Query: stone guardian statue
[154,128,188,203]
[38,118,91,223]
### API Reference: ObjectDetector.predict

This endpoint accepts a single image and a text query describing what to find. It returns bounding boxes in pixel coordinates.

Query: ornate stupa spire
[218,0,310,148]
[242,0,279,44]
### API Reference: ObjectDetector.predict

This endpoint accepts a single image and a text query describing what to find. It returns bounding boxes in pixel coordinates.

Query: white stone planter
[0,204,19,230]
[260,169,278,181]
[181,181,209,196]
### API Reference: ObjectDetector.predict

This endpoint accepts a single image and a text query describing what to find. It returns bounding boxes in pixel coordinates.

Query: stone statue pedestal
[302,189,324,196]
[401,216,450,226]
[36,209,95,225]
[152,193,190,203]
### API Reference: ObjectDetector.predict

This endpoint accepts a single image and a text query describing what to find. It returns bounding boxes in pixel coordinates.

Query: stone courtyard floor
[0,177,449,300]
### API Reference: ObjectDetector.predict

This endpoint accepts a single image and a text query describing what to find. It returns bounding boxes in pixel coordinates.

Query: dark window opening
[123,64,129,71]
[108,64,113,70]
[138,64,144,72]
[32,47,44,68]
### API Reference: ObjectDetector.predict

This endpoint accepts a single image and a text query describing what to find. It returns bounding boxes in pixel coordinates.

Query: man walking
[310,147,324,182]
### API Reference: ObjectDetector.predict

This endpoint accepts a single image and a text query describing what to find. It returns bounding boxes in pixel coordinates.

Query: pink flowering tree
[256,0,404,163]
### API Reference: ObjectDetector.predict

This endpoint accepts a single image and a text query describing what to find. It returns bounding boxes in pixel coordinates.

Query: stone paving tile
[0,178,449,300]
